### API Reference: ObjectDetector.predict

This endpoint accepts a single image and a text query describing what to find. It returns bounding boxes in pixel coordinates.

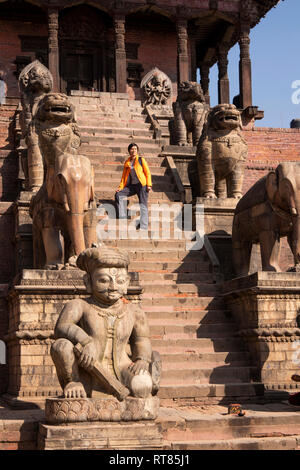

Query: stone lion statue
[173,81,209,147]
[197,104,248,199]
[29,92,97,269]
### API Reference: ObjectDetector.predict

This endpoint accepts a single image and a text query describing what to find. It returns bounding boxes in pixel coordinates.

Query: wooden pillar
[200,63,210,106]
[176,19,189,84]
[47,7,60,92]
[218,45,230,104]
[239,26,252,109]
[114,14,127,94]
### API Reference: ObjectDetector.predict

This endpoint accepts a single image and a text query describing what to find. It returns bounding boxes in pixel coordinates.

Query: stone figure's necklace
[86,297,124,318]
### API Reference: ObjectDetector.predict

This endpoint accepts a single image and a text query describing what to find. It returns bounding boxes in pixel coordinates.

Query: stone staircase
[68,92,262,405]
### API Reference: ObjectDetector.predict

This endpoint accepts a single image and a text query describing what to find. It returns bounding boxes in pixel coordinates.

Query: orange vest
[118,155,152,190]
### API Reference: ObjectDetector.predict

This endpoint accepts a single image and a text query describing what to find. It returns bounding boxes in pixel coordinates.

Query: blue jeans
[115,183,149,230]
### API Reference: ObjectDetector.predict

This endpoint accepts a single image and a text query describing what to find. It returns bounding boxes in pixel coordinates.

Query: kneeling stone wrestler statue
[51,246,161,400]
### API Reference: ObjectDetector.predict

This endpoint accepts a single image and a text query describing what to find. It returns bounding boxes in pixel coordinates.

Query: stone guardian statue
[51,246,161,402]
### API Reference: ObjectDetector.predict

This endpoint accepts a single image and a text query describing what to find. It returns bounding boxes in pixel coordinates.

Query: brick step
[94,167,169,177]
[97,190,181,202]
[97,224,189,239]
[94,172,174,182]
[157,382,262,400]
[149,322,236,339]
[86,154,163,164]
[141,294,223,310]
[158,405,300,443]
[146,309,230,323]
[75,102,144,111]
[121,251,203,262]
[88,156,163,167]
[159,350,251,365]
[77,119,150,130]
[138,272,214,283]
[79,126,153,137]
[80,144,160,154]
[95,180,175,192]
[2,97,19,106]
[104,239,187,250]
[98,215,186,226]
[0,105,18,115]
[76,109,146,118]
[81,135,156,145]
[169,436,299,450]
[130,260,211,273]
[141,283,218,295]
[159,365,253,384]
[151,337,246,352]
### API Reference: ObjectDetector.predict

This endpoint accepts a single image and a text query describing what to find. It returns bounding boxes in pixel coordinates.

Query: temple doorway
[58,5,113,94]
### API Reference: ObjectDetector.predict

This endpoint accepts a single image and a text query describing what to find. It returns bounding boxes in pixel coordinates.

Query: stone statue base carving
[223,272,300,397]
[45,396,160,424]
[38,417,164,450]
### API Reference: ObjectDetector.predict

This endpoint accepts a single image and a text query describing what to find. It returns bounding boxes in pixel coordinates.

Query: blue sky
[209,0,299,128]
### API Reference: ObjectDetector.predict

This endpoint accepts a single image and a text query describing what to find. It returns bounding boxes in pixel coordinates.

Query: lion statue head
[36,92,75,124]
[207,104,242,132]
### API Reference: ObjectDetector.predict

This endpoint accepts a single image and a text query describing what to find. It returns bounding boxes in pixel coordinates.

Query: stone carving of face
[90,266,130,304]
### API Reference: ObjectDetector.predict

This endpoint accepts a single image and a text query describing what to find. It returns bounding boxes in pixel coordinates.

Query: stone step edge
[166,435,300,450]
[157,382,263,396]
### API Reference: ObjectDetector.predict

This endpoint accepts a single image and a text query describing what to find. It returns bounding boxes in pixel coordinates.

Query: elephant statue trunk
[66,212,86,256]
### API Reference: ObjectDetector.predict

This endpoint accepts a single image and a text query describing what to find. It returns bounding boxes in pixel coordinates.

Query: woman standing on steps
[115,143,152,231]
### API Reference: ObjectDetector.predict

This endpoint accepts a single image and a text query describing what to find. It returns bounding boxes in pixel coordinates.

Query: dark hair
[128,143,139,153]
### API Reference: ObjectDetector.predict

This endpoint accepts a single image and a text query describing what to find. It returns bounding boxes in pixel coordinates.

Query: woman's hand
[146,186,152,193]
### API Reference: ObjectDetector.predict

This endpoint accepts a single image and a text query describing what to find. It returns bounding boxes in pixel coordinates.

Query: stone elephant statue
[232,162,300,276]
[172,81,208,147]
[29,92,98,269]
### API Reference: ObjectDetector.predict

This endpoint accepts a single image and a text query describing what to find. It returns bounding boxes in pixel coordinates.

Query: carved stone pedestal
[195,197,238,236]
[3,269,142,409]
[223,272,300,396]
[45,396,160,424]
[38,418,164,450]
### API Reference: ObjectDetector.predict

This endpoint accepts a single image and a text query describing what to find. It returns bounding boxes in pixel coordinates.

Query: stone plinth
[13,192,33,273]
[223,272,300,393]
[195,197,238,236]
[161,145,197,203]
[3,269,142,408]
[45,396,160,424]
[38,419,164,450]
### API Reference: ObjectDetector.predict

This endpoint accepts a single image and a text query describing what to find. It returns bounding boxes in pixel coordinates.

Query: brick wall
[0,20,48,98]
[126,21,181,101]
[243,127,300,193]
